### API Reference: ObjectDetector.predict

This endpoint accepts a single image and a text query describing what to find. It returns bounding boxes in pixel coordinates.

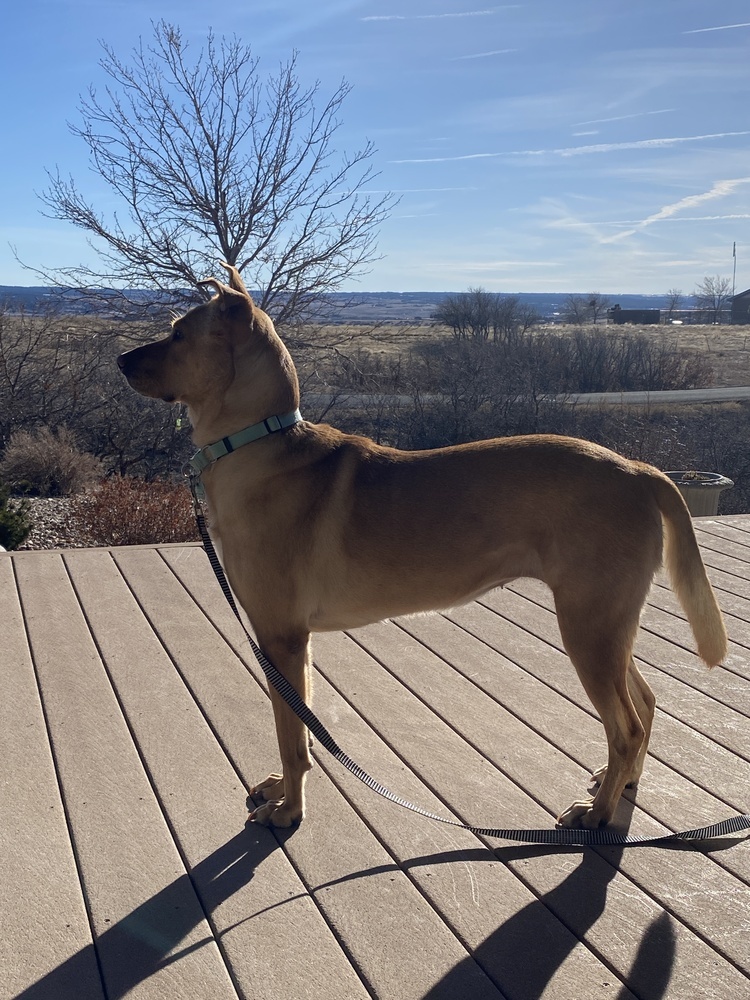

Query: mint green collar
[186,408,302,481]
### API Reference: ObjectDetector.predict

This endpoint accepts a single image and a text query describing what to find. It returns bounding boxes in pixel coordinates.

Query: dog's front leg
[248,631,313,828]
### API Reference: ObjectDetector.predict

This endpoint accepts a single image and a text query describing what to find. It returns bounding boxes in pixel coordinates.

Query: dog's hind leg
[592,658,655,789]
[625,659,656,783]
[249,631,313,828]
[554,595,646,828]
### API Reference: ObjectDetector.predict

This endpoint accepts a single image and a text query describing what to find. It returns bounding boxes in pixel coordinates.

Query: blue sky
[2,1,749,293]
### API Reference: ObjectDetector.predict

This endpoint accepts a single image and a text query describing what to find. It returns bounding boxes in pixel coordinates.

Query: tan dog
[118,263,727,830]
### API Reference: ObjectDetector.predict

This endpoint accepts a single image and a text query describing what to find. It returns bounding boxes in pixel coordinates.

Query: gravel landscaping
[12,497,91,551]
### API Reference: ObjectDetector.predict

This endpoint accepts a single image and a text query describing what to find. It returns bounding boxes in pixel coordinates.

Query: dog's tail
[653,474,727,667]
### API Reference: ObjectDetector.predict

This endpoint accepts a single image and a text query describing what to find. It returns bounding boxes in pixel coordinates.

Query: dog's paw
[249,799,303,828]
[250,773,285,802]
[556,797,604,829]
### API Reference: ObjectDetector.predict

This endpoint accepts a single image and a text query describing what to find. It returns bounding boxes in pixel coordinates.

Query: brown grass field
[304,321,750,389]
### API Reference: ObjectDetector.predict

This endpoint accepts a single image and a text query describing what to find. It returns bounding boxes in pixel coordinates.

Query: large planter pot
[665,471,734,517]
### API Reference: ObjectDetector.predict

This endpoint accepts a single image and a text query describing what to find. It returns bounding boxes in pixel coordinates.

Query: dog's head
[117,263,299,432]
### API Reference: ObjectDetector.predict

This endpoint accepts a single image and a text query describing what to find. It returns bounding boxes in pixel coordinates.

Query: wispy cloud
[566,214,750,228]
[602,177,750,243]
[392,131,750,163]
[532,133,750,158]
[536,131,750,156]
[571,109,674,127]
[656,214,750,221]
[392,152,498,163]
[450,49,517,60]
[362,7,517,23]
[683,22,750,34]
[634,179,750,224]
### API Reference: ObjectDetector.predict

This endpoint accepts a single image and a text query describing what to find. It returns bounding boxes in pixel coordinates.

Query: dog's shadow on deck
[418,840,676,1000]
[413,792,744,1000]
[14,803,740,1000]
[14,826,277,1000]
[413,791,682,1000]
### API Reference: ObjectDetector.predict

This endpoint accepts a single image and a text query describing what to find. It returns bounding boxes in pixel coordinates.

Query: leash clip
[183,462,206,506]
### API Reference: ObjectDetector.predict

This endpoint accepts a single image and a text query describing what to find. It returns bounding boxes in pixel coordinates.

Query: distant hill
[0,285,671,324]
[315,291,671,324]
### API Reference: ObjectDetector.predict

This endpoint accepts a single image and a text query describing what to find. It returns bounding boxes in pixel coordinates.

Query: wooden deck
[2,516,749,1000]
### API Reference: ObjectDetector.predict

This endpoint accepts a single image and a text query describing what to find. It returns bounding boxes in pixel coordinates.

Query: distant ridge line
[0,285,672,323]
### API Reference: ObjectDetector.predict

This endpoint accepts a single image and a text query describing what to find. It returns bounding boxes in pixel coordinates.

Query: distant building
[730,289,750,324]
[607,304,661,325]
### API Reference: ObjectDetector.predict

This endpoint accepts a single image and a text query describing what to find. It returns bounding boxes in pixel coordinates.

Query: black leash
[187,475,750,847]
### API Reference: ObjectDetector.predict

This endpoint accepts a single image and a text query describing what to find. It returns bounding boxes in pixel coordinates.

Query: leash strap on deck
[191,500,750,847]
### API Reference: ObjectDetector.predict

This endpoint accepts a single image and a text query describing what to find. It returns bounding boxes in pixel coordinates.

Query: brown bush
[70,476,200,546]
[0,426,102,496]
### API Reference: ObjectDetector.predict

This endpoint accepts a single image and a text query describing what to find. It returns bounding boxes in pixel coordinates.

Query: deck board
[3,515,750,1000]
[0,559,105,1000]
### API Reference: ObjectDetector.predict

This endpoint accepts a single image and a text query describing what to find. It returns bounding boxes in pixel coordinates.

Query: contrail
[684,22,750,34]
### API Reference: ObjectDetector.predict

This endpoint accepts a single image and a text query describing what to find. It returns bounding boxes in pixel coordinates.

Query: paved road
[306,386,750,411]
[566,386,750,405]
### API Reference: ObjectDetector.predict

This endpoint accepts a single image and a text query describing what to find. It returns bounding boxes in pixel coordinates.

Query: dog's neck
[188,327,300,448]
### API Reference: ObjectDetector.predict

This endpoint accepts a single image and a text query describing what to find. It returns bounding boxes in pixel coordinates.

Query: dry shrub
[0,426,102,496]
[70,476,200,546]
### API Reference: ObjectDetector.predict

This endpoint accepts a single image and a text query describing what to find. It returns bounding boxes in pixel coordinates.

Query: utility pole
[732,241,737,297]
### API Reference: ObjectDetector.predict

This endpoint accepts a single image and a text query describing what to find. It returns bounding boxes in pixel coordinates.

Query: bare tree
[588,292,611,324]
[38,22,393,326]
[562,294,591,325]
[0,302,108,444]
[433,288,494,342]
[665,287,682,321]
[433,288,539,344]
[694,275,732,324]
[562,292,611,325]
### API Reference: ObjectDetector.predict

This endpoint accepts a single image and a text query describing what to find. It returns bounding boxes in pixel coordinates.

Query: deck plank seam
[696,523,750,549]
[703,556,750,588]
[318,633,564,828]
[693,522,750,562]
[643,593,750,661]
[111,547,267,802]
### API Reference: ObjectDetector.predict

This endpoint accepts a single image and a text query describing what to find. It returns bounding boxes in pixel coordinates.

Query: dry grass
[298,322,750,389]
